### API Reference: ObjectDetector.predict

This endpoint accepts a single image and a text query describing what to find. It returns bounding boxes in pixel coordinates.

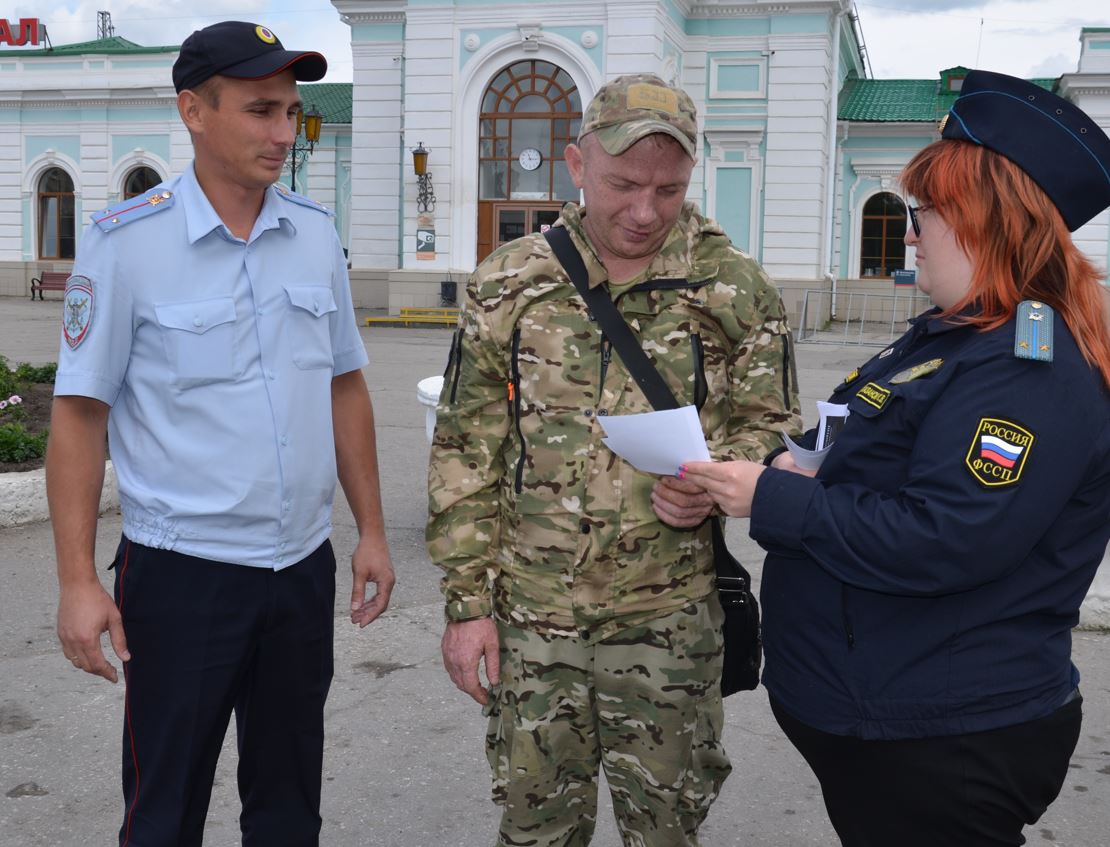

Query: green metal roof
[0,35,178,57]
[299,83,352,125]
[839,69,1058,123]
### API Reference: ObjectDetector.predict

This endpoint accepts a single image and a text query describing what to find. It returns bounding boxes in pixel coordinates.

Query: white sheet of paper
[783,433,833,471]
[598,405,711,475]
[783,402,851,471]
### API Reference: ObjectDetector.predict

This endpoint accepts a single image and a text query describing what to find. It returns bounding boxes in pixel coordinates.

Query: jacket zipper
[781,335,793,411]
[510,328,526,494]
[599,334,612,397]
[448,329,464,404]
[692,334,707,410]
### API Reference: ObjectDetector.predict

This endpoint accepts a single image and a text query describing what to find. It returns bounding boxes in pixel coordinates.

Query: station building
[1,1,1107,318]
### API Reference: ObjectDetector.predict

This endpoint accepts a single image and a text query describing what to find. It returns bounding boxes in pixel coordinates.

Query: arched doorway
[859,192,907,278]
[122,165,161,199]
[476,59,582,263]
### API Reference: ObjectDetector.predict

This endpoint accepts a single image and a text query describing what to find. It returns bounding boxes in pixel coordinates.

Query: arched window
[859,192,907,278]
[476,60,582,262]
[123,166,161,199]
[38,168,75,260]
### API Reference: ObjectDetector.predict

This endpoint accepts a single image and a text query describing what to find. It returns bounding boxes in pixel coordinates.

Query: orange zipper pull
[508,382,515,402]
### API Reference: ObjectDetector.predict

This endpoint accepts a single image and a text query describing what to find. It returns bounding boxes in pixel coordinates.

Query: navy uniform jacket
[751,306,1110,740]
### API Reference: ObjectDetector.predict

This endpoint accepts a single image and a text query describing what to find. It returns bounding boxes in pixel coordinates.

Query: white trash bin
[416,375,445,444]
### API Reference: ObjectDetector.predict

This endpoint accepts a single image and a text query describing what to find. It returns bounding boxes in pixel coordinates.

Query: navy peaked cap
[173,21,326,93]
[941,69,1110,231]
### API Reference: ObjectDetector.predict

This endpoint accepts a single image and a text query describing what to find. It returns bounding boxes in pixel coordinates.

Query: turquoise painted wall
[26,135,80,165]
[716,167,753,253]
[111,134,170,166]
[351,23,404,41]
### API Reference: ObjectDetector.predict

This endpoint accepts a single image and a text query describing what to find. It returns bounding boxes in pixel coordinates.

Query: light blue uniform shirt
[55,164,369,569]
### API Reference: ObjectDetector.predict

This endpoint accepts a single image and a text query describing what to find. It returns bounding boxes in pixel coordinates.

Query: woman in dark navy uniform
[665,70,1110,846]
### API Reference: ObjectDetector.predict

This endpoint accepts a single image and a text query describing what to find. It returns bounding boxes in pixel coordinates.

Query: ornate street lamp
[412,141,436,212]
[288,105,322,193]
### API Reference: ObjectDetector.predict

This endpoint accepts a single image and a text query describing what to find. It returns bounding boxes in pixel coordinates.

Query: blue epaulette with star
[1014,300,1054,362]
[91,187,175,233]
[272,182,334,217]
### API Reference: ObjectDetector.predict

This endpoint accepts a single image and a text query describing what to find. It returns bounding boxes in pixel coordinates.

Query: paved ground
[1,295,1107,846]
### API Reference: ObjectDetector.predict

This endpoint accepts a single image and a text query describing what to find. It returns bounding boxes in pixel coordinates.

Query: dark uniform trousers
[770,694,1082,847]
[111,536,336,847]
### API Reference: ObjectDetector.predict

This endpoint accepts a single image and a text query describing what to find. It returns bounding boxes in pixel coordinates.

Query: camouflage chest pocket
[508,304,597,504]
[619,284,721,411]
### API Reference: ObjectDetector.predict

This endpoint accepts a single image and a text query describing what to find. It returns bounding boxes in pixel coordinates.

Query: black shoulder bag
[543,226,761,695]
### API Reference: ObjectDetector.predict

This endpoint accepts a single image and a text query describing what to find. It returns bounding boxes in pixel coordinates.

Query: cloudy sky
[10,0,1110,83]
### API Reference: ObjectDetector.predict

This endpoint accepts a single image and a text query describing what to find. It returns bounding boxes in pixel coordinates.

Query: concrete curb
[0,461,119,529]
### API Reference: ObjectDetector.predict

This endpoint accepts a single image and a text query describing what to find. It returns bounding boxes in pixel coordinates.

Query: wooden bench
[30,271,69,300]
[365,306,459,328]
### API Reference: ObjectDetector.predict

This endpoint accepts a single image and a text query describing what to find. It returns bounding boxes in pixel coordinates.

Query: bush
[0,422,48,463]
[14,362,57,384]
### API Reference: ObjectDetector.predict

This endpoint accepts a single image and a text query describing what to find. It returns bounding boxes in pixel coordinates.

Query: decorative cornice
[690,0,845,14]
[340,11,405,25]
[1,95,172,109]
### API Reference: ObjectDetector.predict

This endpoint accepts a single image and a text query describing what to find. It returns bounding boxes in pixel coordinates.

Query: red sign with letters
[0,18,41,46]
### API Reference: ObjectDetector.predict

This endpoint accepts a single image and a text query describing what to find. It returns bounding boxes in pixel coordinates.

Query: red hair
[900,140,1110,388]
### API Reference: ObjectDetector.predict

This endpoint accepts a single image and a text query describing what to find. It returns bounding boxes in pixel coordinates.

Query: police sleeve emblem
[62,276,94,349]
[964,417,1034,487]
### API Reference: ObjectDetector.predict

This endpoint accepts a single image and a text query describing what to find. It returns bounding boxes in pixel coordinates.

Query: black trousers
[770,694,1082,847]
[111,537,336,847]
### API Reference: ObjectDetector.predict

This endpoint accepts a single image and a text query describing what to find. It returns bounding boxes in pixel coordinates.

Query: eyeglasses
[908,205,931,238]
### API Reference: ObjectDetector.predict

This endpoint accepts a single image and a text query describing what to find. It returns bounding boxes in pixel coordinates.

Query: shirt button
[192,316,203,327]
[267,371,275,380]
[584,409,593,417]
[281,436,288,446]
[597,409,608,416]
[580,522,590,534]
[257,308,263,316]
[313,300,319,312]
[279,541,287,550]
[578,630,590,640]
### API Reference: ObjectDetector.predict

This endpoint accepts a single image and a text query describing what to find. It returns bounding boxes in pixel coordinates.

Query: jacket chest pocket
[284,285,338,370]
[154,297,237,387]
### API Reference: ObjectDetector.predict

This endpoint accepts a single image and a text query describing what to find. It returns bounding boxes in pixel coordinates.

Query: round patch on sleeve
[964,417,1034,487]
[62,276,94,349]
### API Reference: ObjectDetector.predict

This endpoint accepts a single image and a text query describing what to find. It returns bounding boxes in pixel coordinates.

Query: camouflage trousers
[483,598,730,847]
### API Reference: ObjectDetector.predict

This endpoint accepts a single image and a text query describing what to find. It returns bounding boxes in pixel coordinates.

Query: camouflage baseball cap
[578,73,697,159]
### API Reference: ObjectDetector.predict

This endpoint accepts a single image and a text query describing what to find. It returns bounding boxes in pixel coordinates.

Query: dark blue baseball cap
[173,21,327,94]
[940,70,1110,231]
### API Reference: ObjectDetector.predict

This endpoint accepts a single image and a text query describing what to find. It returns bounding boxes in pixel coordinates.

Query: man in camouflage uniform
[427,73,801,846]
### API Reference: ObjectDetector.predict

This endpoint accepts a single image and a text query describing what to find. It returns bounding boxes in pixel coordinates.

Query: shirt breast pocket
[154,297,237,387]
[284,284,338,370]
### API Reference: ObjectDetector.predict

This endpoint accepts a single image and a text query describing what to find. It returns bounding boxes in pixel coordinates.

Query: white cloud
[856,0,1110,79]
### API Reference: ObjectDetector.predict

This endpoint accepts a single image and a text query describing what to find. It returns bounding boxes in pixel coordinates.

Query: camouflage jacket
[427,202,801,640]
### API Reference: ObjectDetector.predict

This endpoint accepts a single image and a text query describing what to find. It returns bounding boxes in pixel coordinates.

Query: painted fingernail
[677,470,686,480]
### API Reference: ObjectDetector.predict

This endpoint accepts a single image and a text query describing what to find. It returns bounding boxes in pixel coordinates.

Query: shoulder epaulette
[91,188,175,233]
[1014,300,1054,362]
[272,183,334,217]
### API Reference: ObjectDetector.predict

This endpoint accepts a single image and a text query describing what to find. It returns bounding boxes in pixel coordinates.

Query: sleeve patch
[62,276,94,349]
[965,417,1034,487]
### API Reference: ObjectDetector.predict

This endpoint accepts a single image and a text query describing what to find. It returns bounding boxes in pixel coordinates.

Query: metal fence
[795,287,932,346]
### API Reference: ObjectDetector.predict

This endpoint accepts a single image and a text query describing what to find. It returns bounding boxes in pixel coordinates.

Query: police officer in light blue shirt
[48,21,395,846]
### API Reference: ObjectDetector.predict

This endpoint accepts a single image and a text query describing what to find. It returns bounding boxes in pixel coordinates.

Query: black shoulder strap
[544,226,678,411]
